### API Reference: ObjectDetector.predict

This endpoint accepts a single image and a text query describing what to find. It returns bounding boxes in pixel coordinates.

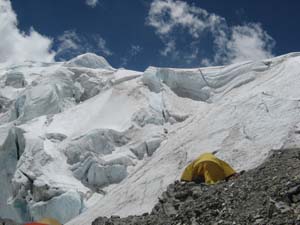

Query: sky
[1,0,300,71]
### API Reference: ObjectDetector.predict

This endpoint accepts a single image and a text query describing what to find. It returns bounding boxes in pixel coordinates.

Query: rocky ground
[92,148,300,225]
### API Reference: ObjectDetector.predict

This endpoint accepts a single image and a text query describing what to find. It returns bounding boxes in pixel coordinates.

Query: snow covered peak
[65,53,114,70]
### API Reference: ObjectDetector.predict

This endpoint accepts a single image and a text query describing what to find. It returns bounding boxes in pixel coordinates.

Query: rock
[292,194,300,203]
[275,201,291,213]
[287,185,300,202]
[162,202,177,216]
[267,201,275,218]
[254,218,264,225]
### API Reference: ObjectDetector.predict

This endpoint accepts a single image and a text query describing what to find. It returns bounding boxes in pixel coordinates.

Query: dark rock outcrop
[93,148,300,225]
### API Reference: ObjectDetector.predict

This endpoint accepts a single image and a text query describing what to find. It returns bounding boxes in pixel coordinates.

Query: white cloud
[56,30,112,59]
[96,37,112,56]
[0,0,55,65]
[120,44,143,67]
[129,45,143,57]
[56,30,81,55]
[147,0,275,65]
[86,0,98,8]
[147,0,221,38]
[160,40,177,56]
[219,23,274,64]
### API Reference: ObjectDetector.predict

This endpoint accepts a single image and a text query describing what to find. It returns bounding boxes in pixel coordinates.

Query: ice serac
[3,72,27,88]
[0,96,12,113]
[65,53,114,70]
[142,66,212,101]
[1,52,300,225]
[0,53,149,223]
[66,53,300,225]
[29,191,83,224]
[0,125,27,222]
[142,61,271,102]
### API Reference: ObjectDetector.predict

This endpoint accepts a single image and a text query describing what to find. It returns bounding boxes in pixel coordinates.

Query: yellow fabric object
[37,218,62,225]
[181,153,236,184]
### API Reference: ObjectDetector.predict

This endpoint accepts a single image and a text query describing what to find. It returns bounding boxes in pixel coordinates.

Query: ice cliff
[0,52,300,224]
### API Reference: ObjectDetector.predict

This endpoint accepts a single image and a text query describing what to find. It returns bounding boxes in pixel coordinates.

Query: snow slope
[1,52,300,224]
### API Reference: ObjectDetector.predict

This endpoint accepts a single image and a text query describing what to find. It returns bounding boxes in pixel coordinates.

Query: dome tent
[181,153,236,184]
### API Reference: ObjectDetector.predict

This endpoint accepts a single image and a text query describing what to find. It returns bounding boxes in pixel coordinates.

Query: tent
[181,152,236,184]
[25,218,62,225]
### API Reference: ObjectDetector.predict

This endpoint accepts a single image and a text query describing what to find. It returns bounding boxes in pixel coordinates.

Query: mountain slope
[67,53,300,225]
[92,148,300,225]
[0,53,300,224]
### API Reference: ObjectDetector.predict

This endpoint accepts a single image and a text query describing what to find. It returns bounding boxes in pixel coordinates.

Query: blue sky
[1,0,300,71]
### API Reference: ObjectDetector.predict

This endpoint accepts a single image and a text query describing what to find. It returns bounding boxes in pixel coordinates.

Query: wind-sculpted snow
[142,61,271,102]
[65,53,114,70]
[1,53,300,225]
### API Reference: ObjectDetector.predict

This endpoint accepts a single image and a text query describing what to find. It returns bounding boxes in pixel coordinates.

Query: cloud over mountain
[86,0,98,8]
[0,0,55,65]
[147,0,275,65]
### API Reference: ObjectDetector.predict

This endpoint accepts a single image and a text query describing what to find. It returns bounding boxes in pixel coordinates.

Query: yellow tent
[37,218,62,225]
[181,152,236,184]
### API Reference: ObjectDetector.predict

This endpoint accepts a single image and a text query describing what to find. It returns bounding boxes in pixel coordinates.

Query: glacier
[0,52,300,224]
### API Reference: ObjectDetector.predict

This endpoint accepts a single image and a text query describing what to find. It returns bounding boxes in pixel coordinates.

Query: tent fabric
[25,223,48,225]
[25,218,62,225]
[181,152,236,184]
[38,218,62,225]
